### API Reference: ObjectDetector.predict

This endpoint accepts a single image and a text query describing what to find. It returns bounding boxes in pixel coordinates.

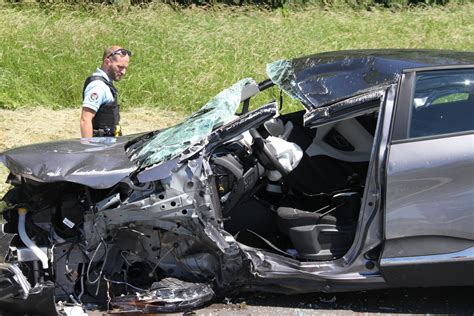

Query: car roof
[283,49,474,109]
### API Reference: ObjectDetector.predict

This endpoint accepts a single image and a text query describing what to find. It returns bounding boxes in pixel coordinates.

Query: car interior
[211,88,380,262]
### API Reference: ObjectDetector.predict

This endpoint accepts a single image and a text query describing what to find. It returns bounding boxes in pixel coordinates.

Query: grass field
[1,3,473,113]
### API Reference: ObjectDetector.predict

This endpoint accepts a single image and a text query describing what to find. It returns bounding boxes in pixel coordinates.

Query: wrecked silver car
[1,49,473,314]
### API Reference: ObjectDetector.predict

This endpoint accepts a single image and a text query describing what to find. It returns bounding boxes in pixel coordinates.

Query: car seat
[277,192,360,260]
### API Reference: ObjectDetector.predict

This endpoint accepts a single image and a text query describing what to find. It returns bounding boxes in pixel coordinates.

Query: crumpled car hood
[268,49,474,110]
[0,136,138,189]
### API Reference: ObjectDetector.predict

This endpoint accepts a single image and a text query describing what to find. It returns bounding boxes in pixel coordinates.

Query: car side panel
[382,133,474,286]
[386,134,474,244]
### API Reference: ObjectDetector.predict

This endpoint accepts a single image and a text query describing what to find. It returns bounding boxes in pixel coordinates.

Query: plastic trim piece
[380,246,474,265]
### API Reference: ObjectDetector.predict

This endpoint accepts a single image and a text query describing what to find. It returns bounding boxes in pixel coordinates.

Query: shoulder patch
[89,92,98,102]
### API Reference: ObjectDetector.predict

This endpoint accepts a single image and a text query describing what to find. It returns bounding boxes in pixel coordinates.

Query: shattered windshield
[266,59,303,103]
[128,78,255,168]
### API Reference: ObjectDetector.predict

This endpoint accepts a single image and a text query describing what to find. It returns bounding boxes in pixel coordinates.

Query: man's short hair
[102,45,124,61]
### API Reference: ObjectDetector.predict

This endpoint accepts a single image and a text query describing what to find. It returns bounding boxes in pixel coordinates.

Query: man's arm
[80,107,96,138]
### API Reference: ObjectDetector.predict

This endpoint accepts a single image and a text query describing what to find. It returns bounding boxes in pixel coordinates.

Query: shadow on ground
[208,286,474,314]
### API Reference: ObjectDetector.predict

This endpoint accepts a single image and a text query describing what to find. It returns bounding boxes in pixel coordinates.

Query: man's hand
[80,107,96,138]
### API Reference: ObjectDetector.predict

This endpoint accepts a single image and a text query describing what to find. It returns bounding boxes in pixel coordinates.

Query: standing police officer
[80,45,131,137]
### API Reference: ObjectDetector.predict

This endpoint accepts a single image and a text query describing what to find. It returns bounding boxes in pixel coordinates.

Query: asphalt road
[190,286,474,315]
[2,232,473,315]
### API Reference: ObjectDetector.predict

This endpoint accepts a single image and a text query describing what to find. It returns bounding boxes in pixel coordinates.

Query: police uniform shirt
[82,68,114,113]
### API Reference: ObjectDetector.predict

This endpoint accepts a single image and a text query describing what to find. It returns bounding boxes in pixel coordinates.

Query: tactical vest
[82,75,121,136]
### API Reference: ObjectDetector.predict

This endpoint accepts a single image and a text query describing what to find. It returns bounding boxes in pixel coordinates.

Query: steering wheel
[249,128,289,177]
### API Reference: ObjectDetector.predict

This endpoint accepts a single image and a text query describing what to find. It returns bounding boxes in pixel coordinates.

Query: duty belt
[93,125,122,137]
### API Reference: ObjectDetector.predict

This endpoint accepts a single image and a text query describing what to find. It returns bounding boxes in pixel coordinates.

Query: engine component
[18,208,49,270]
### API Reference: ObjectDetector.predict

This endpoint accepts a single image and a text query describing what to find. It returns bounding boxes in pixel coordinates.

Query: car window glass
[409,69,474,138]
[128,78,255,168]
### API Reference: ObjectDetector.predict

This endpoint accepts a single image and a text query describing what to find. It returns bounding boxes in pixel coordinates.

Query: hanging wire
[103,277,147,292]
[84,187,110,296]
[149,246,175,277]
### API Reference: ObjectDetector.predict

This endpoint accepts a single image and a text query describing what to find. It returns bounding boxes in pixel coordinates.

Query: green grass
[0,3,473,113]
